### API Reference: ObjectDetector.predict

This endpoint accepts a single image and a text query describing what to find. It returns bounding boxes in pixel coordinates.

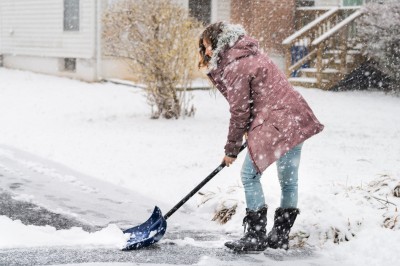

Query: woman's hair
[198,22,224,68]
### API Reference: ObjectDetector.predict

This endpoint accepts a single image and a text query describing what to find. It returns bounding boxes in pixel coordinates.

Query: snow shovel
[122,142,248,250]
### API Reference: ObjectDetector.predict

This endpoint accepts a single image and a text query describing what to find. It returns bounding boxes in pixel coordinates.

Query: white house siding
[212,0,231,23]
[170,0,188,9]
[0,0,99,81]
[0,3,2,51]
[0,3,3,66]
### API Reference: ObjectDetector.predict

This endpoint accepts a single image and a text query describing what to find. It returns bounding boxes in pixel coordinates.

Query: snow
[300,68,339,74]
[0,216,128,249]
[1,68,400,265]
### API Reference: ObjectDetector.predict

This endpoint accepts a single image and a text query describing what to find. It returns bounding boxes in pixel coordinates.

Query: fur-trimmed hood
[208,23,258,72]
[209,23,256,70]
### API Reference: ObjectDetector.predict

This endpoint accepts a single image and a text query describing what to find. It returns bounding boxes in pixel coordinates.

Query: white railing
[283,7,365,89]
[283,7,339,45]
[312,10,363,46]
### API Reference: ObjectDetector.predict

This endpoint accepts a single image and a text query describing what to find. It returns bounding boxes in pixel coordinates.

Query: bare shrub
[357,0,400,91]
[212,202,238,224]
[103,0,202,119]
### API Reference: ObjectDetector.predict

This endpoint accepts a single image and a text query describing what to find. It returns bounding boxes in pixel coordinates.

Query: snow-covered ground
[0,68,399,265]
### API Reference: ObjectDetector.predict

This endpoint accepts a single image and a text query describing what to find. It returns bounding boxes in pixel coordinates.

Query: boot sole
[225,243,266,253]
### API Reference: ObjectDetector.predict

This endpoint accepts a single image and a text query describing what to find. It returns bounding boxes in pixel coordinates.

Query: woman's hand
[222,155,236,167]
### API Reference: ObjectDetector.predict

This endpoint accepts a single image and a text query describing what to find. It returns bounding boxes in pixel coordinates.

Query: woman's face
[203,39,213,58]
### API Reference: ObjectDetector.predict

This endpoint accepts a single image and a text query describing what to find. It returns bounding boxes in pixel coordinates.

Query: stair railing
[312,10,364,88]
[282,7,340,77]
[283,7,365,89]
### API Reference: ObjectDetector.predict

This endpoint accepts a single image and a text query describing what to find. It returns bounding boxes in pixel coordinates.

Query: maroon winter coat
[207,35,324,173]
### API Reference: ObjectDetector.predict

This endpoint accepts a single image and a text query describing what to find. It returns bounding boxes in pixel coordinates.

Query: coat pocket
[249,118,265,132]
[272,124,281,133]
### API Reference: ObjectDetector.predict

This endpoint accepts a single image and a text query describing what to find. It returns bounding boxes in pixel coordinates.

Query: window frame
[189,0,212,25]
[63,0,80,32]
[62,58,77,72]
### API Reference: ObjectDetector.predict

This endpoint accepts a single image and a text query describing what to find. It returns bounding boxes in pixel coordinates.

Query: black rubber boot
[267,208,300,250]
[225,205,268,252]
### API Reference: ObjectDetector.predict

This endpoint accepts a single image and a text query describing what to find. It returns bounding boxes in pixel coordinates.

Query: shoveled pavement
[0,191,260,265]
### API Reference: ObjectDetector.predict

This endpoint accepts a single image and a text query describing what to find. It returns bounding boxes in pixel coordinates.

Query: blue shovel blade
[122,206,167,250]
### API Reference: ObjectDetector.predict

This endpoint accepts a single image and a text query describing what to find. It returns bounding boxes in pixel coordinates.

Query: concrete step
[324,49,362,55]
[288,77,329,89]
[300,68,340,74]
[298,67,340,79]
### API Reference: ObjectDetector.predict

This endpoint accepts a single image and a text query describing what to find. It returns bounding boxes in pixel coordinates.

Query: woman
[199,22,324,252]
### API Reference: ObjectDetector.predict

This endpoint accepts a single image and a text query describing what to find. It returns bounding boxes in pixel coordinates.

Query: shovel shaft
[163,142,247,220]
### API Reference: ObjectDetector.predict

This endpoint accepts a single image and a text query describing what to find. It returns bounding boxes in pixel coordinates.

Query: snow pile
[0,216,128,249]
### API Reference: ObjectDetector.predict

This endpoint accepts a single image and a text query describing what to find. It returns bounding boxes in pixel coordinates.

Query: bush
[103,0,202,118]
[357,0,400,92]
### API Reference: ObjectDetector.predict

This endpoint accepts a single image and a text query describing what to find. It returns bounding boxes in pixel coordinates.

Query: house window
[189,0,211,25]
[63,58,76,72]
[343,0,363,5]
[296,0,315,7]
[64,0,79,31]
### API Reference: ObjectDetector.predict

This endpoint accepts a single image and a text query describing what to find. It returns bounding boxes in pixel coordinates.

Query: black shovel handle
[163,142,247,220]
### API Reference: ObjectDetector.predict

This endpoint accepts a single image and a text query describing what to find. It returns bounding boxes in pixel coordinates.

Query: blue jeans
[241,143,303,211]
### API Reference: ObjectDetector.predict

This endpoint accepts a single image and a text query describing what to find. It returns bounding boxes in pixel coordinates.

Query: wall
[2,55,98,81]
[212,0,231,23]
[0,0,96,58]
[0,0,100,81]
[170,0,188,9]
[101,57,138,81]
[0,3,3,54]
[231,0,296,56]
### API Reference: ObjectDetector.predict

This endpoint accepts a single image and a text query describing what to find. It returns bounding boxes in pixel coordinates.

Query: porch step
[289,77,317,83]
[324,49,361,55]
[347,49,362,55]
[300,68,339,74]
[288,77,329,89]
[325,50,341,55]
